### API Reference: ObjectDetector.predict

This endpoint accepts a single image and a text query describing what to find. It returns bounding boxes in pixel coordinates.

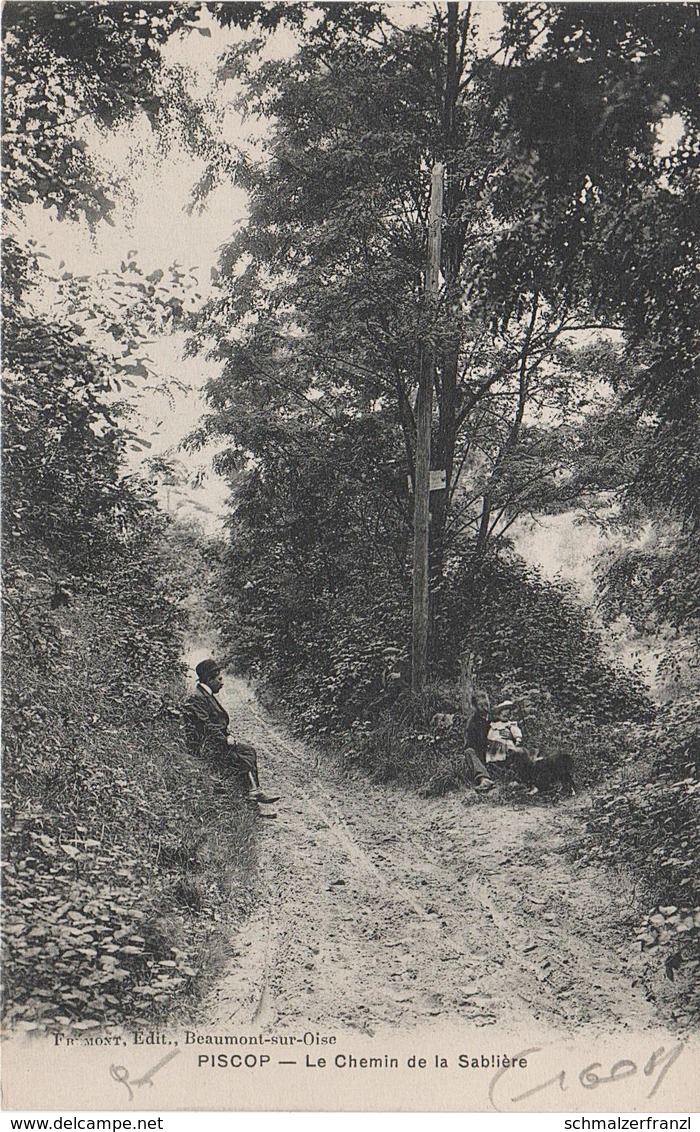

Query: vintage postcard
[2,0,698,1116]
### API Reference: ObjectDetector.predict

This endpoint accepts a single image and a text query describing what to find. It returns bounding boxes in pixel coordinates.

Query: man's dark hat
[196,658,221,683]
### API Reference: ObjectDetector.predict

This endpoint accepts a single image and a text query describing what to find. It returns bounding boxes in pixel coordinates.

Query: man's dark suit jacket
[182,684,230,761]
[464,709,490,761]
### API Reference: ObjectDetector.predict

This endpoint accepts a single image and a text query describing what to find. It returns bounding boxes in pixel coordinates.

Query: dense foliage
[501,4,700,661]
[2,2,208,225]
[1,1,255,1032]
[2,517,258,1030]
[2,231,260,1032]
[583,698,700,1024]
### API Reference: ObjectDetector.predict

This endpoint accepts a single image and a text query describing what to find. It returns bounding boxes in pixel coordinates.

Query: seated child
[487,699,523,763]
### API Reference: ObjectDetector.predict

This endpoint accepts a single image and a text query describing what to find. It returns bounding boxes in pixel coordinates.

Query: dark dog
[510,746,576,795]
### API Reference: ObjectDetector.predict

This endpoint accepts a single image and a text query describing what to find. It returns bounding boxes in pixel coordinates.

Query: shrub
[584,695,700,1018]
[441,552,653,724]
[2,528,258,1033]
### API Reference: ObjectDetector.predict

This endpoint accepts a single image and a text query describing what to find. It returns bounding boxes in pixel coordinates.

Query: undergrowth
[583,696,700,1025]
[2,533,257,1035]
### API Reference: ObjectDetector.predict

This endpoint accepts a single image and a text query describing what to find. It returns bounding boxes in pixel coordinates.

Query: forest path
[199,678,659,1039]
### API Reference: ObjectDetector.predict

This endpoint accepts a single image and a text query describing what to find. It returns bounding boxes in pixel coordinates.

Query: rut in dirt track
[200,679,660,1038]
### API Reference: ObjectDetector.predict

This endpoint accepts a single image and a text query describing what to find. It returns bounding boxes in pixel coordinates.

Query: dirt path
[199,679,660,1039]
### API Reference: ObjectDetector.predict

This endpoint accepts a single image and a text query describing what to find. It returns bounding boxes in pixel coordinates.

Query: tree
[499,3,700,511]
[2,1,217,569]
[2,2,205,224]
[193,3,644,676]
[496,4,700,664]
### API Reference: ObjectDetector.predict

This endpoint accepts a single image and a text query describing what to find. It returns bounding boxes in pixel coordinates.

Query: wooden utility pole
[412,161,444,695]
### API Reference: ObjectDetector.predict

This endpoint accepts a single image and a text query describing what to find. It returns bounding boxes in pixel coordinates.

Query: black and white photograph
[1,0,699,1117]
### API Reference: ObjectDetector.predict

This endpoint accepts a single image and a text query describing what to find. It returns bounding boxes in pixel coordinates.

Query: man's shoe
[475,777,496,793]
[249,791,281,805]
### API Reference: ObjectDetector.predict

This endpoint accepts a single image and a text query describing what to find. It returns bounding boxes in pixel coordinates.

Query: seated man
[182,659,279,806]
[463,689,496,792]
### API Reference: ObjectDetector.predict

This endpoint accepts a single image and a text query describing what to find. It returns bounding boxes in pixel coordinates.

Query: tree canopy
[192,3,698,671]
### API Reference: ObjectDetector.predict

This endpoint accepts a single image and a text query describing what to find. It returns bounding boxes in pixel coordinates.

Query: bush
[342,687,455,787]
[441,552,653,724]
[584,696,700,1018]
[2,527,258,1033]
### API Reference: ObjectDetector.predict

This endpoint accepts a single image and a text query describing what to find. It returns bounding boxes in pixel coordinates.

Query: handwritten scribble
[109,1064,134,1103]
[110,1047,180,1102]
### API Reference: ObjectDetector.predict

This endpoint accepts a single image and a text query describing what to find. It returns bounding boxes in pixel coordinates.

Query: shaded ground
[199,678,665,1038]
